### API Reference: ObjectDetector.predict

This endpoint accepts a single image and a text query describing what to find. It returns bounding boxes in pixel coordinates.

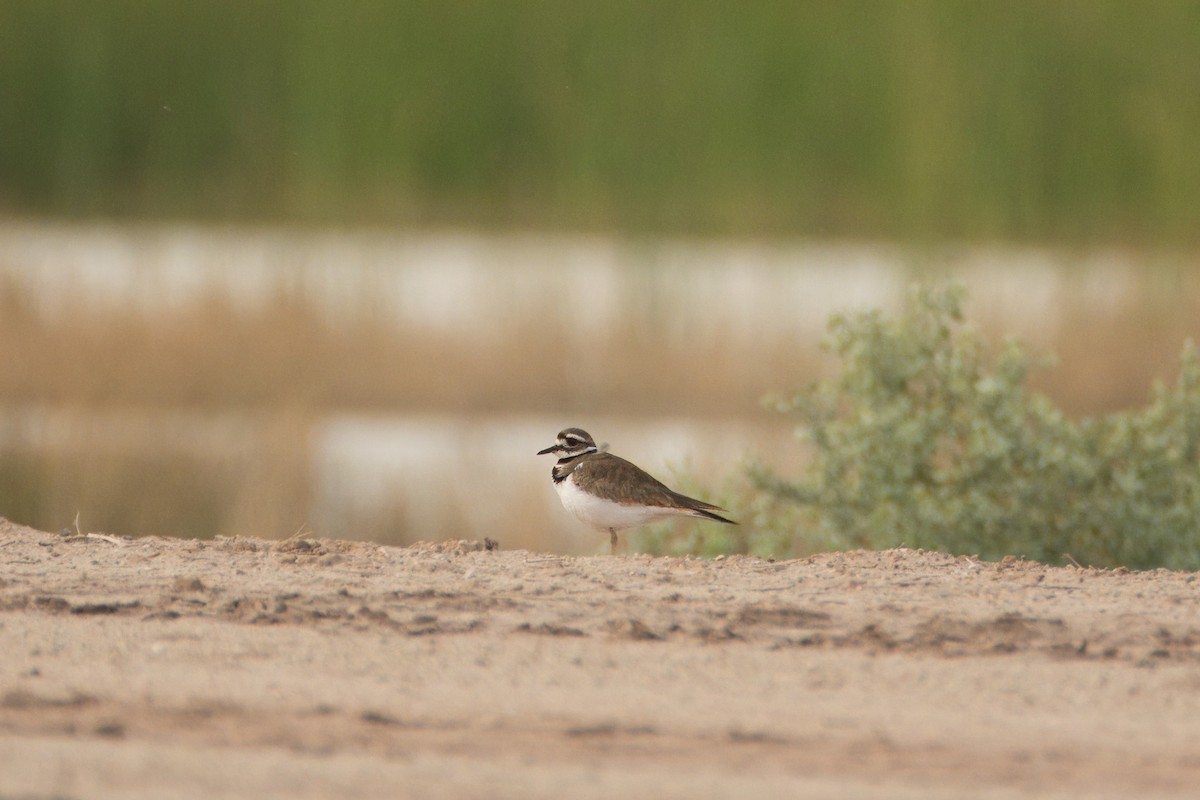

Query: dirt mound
[2,518,1199,798]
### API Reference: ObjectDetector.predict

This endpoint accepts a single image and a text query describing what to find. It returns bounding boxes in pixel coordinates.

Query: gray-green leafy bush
[749,284,1200,570]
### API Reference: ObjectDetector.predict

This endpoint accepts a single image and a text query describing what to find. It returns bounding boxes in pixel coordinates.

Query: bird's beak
[537,443,561,455]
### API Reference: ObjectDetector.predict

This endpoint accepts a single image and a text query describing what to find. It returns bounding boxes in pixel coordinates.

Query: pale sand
[2,518,1199,799]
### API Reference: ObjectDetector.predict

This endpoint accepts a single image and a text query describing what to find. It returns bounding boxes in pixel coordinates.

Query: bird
[537,427,736,554]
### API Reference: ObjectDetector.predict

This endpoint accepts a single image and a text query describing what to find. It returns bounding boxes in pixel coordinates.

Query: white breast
[554,475,682,531]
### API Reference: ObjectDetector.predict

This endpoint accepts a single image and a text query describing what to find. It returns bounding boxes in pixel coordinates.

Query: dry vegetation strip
[2,278,1199,417]
[0,284,806,417]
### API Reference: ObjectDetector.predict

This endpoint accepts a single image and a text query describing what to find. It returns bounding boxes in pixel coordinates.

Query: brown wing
[573,453,735,523]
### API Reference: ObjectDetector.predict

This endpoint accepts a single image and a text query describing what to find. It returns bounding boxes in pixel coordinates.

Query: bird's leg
[609,528,617,555]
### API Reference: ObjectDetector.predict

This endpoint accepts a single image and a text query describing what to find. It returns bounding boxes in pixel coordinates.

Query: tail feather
[671,492,737,525]
[690,506,737,525]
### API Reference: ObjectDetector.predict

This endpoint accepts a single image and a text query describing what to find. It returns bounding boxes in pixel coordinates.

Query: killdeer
[537,427,736,553]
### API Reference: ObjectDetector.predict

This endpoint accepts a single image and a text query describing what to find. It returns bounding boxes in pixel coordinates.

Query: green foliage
[3,3,1200,241]
[750,285,1200,569]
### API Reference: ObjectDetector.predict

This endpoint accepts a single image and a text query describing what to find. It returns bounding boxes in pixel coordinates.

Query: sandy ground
[1,519,1199,799]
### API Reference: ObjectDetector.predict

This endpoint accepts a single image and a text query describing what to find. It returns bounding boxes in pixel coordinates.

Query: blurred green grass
[3,1,1199,241]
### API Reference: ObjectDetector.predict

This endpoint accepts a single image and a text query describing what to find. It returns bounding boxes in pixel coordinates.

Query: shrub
[748,284,1200,570]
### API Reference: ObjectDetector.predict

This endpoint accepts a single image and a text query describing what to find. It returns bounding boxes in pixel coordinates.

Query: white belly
[555,476,682,531]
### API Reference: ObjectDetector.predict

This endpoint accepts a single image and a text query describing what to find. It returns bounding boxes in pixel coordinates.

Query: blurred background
[1,1,1199,553]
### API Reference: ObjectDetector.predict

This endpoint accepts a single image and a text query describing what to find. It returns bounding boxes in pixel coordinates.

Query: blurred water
[0,220,1148,343]
[0,404,795,553]
[312,412,798,552]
